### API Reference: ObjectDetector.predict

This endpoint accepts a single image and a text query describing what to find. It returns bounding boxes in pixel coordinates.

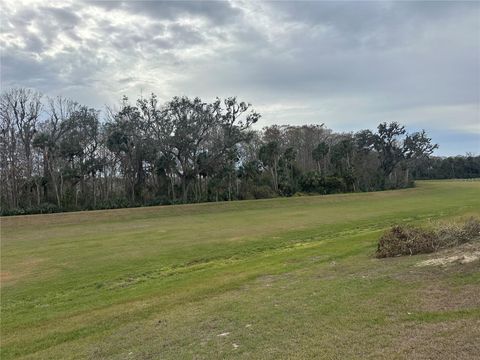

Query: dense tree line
[0,87,455,215]
[411,155,480,180]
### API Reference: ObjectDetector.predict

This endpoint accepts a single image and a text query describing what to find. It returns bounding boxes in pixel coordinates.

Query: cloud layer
[1,0,479,155]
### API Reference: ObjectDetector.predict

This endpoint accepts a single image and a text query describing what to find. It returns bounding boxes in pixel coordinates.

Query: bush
[36,202,62,214]
[376,217,480,258]
[0,203,63,216]
[323,176,346,194]
[252,185,276,199]
[299,171,322,193]
[145,197,172,207]
[299,172,346,194]
[278,182,296,196]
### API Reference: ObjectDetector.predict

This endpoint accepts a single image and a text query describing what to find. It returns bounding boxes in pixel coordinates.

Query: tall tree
[0,88,42,207]
[105,97,150,203]
[403,130,438,182]
[259,141,281,192]
[374,122,406,182]
[33,97,79,206]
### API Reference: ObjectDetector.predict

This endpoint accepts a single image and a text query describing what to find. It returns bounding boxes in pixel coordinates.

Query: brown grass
[392,319,480,360]
[0,257,45,286]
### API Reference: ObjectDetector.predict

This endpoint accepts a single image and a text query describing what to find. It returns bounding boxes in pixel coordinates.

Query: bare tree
[0,88,43,207]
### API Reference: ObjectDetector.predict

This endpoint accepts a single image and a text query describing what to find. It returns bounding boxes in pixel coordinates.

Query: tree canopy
[2,87,466,216]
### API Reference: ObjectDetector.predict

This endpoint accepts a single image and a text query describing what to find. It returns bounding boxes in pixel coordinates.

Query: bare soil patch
[416,242,480,268]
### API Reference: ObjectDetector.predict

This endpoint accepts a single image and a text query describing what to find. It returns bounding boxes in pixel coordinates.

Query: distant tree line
[410,155,480,180]
[4,87,473,216]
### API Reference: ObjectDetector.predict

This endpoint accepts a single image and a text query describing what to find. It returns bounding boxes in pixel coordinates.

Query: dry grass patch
[390,319,480,360]
[418,284,480,312]
[0,257,46,286]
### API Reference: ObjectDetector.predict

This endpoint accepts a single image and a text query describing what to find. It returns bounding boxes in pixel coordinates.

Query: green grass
[1,180,479,359]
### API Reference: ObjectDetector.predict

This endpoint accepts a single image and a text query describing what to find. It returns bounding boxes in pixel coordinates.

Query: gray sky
[1,0,479,155]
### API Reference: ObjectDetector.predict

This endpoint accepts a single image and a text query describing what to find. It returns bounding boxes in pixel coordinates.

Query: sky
[1,0,479,156]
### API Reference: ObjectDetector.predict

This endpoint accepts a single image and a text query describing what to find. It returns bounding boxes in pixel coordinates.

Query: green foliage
[299,171,323,192]
[0,202,63,216]
[251,185,277,199]
[412,155,480,180]
[1,88,448,214]
[299,172,347,194]
[312,142,329,162]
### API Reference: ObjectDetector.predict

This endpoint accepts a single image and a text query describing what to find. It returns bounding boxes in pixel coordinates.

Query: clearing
[1,180,479,359]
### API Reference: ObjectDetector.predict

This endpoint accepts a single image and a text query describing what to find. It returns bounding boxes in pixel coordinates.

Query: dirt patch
[417,253,480,267]
[416,242,480,268]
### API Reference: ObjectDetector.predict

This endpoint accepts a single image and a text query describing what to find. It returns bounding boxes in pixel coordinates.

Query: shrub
[252,185,276,199]
[376,217,480,258]
[0,203,62,216]
[299,171,322,193]
[299,172,346,194]
[278,182,296,196]
[323,176,346,194]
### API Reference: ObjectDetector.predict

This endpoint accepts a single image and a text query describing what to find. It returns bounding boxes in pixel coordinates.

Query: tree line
[411,155,480,180]
[2,87,470,216]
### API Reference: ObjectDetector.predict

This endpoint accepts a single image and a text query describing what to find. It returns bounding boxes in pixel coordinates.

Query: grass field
[1,180,479,359]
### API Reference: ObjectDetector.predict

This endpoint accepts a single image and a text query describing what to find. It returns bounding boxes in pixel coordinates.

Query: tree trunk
[228,172,232,201]
[91,173,96,207]
[36,182,41,206]
[170,175,175,203]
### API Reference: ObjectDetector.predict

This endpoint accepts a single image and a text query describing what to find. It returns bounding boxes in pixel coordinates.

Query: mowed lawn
[1,180,479,359]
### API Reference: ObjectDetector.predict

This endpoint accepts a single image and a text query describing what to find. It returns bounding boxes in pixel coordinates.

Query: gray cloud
[0,0,478,155]
[87,0,243,24]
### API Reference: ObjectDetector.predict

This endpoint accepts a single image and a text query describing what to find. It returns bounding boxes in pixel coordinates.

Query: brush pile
[376,217,480,258]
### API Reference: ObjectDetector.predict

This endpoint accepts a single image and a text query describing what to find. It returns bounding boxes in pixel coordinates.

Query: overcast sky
[1,0,479,155]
